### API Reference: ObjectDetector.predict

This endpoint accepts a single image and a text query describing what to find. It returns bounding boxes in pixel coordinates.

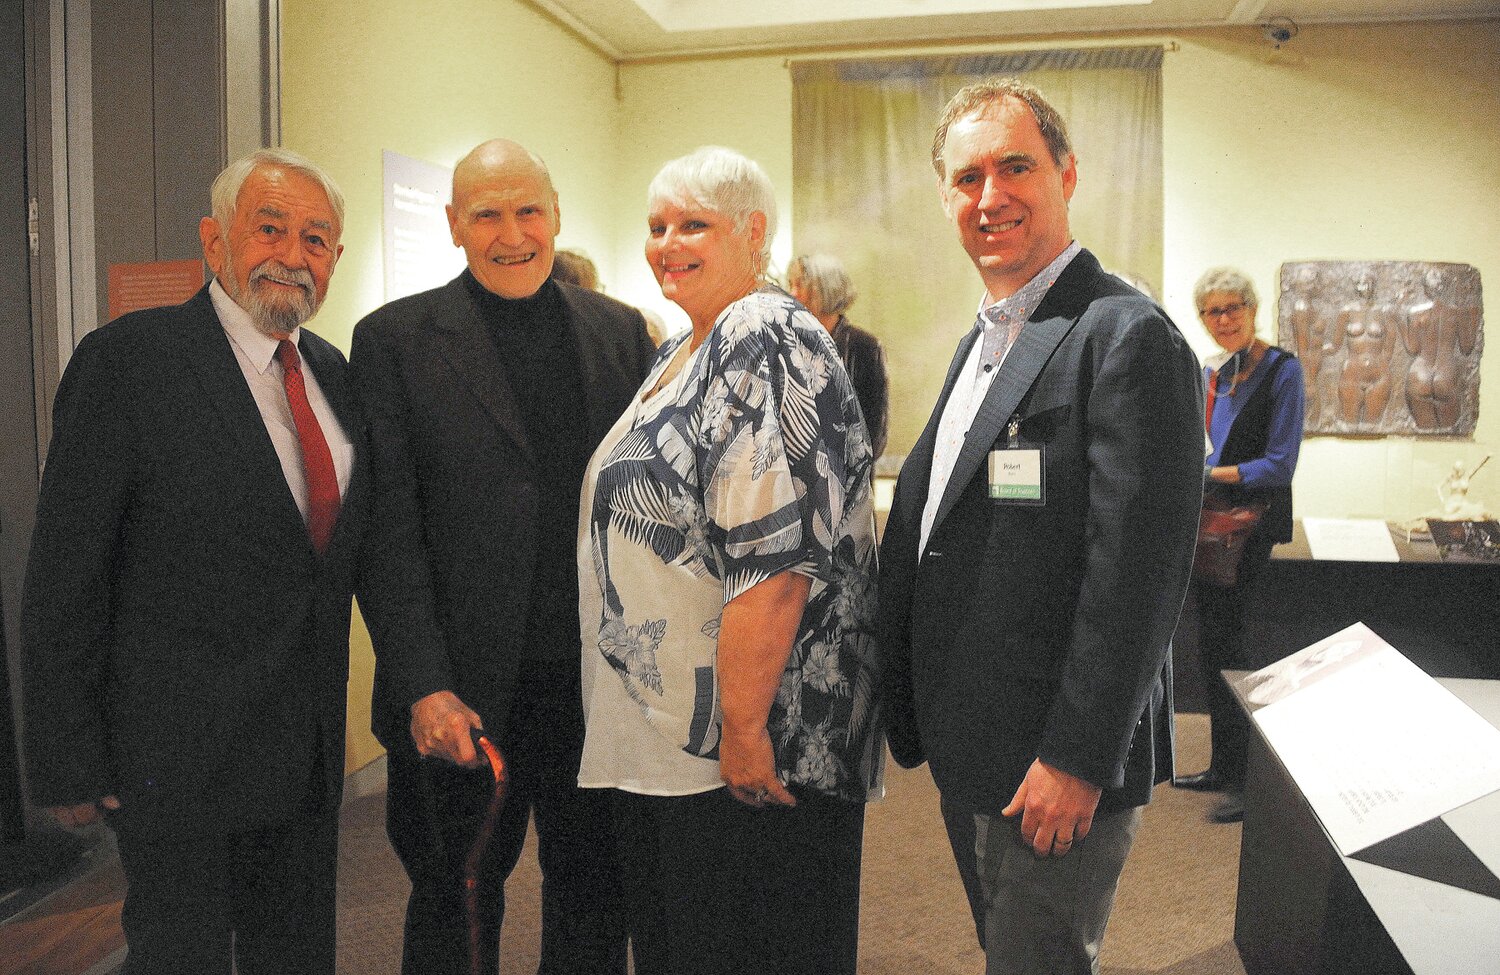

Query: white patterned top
[576,288,882,801]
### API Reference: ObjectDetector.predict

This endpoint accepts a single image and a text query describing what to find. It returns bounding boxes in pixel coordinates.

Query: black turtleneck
[463,271,589,661]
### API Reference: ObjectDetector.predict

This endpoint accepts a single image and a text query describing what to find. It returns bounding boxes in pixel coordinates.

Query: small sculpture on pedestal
[1434,456,1492,522]
[1421,456,1500,563]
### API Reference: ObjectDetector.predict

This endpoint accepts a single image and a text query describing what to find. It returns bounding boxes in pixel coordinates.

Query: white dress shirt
[210,279,354,522]
[919,242,1081,558]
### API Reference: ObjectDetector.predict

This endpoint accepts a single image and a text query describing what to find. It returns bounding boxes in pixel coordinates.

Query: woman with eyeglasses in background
[1174,267,1305,824]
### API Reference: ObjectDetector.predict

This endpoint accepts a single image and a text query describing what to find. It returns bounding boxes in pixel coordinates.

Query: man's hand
[1002,759,1102,857]
[719,726,796,808]
[410,690,484,767]
[49,795,121,828]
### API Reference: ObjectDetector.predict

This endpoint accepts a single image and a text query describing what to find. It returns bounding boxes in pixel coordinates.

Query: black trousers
[1193,530,1277,788]
[611,785,866,975]
[385,657,625,975]
[111,803,338,975]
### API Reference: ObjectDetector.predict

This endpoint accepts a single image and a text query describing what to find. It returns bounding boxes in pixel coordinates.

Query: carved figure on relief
[1403,266,1482,431]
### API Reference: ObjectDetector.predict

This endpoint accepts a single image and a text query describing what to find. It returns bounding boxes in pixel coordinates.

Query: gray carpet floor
[335,713,1247,974]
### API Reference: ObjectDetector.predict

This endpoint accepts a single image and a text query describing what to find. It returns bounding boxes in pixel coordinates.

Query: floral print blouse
[577,288,882,803]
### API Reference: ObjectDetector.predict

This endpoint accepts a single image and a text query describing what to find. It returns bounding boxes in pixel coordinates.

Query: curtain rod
[783,36,1178,68]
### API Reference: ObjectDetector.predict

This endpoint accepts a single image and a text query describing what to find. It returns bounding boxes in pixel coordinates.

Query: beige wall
[612,21,1500,522]
[1162,24,1500,519]
[279,7,1499,770]
[280,0,622,771]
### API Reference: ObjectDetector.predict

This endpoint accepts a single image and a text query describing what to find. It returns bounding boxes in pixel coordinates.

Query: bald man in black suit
[351,139,655,975]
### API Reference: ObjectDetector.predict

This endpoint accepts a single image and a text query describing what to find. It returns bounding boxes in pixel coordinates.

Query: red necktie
[277,339,340,554]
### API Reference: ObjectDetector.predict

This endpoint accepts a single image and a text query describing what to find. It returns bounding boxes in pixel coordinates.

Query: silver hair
[1193,267,1258,312]
[647,146,776,278]
[788,254,857,317]
[210,148,346,236]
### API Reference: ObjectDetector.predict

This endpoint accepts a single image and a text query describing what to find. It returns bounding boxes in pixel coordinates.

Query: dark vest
[1211,347,1296,543]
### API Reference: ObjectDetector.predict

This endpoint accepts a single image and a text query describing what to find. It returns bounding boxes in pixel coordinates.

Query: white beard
[223,251,319,336]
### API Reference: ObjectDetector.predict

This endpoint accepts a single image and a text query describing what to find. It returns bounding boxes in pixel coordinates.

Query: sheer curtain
[791,49,1163,462]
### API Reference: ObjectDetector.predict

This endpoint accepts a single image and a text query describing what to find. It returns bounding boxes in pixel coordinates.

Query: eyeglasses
[1199,301,1247,320]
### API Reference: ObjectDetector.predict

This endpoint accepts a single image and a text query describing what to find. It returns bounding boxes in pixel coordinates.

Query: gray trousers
[942,800,1142,975]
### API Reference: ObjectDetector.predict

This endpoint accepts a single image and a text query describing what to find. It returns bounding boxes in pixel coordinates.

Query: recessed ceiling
[524,0,1498,60]
[631,0,1153,32]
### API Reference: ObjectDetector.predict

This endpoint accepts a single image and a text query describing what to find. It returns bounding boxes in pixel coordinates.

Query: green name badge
[988,447,1045,504]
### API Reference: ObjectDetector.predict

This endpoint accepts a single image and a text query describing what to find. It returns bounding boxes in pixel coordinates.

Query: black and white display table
[1231,673,1500,975]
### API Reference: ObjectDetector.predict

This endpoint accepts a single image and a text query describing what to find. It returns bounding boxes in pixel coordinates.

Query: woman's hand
[720,725,796,807]
[717,571,812,808]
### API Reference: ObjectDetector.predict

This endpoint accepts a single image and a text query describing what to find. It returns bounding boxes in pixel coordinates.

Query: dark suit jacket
[21,286,368,835]
[878,250,1204,816]
[831,316,889,461]
[349,272,655,747]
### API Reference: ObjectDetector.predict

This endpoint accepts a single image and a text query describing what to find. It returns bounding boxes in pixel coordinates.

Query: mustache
[249,261,315,295]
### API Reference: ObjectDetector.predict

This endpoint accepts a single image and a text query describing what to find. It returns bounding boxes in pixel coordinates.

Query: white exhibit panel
[382,150,465,303]
[1248,622,1500,857]
[1300,518,1401,562]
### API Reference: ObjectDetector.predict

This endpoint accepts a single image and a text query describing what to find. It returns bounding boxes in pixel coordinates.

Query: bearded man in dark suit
[22,148,364,974]
[878,80,1203,975]
[350,139,655,975]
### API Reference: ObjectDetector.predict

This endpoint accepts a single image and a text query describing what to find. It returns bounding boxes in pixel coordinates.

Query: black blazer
[349,272,656,746]
[878,251,1204,816]
[21,286,368,835]
[831,317,889,461]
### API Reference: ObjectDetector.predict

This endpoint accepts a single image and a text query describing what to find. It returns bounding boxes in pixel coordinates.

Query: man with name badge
[878,79,1203,975]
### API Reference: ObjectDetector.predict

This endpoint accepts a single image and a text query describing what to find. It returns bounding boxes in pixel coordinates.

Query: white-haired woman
[788,254,889,461]
[1175,267,1305,824]
[576,147,880,974]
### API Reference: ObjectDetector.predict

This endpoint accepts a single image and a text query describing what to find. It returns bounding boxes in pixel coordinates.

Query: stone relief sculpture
[1278,261,1484,436]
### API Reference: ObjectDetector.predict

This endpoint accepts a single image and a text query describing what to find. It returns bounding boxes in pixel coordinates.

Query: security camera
[1261,17,1298,48]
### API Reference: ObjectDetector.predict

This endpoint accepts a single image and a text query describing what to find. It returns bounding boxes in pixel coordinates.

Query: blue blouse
[1205,350,1306,489]
[579,288,882,803]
